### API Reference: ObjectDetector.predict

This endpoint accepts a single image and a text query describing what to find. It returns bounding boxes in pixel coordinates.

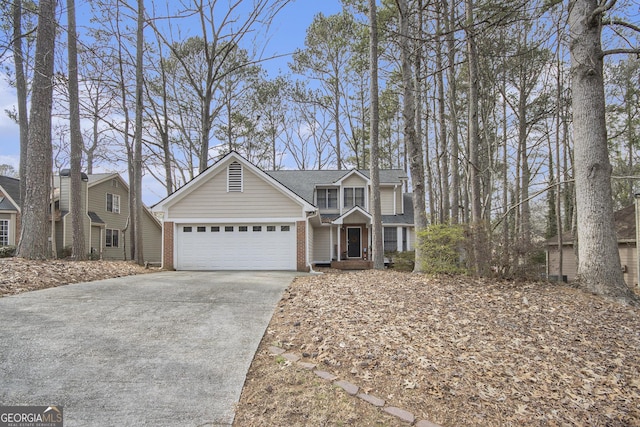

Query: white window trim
[343,186,366,210]
[0,219,9,246]
[105,228,120,248]
[106,193,121,214]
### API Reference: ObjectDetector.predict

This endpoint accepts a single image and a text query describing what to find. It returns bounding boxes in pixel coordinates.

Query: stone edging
[268,346,442,427]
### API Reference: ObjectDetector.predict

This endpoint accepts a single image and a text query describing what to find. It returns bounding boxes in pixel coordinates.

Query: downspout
[306,210,319,273]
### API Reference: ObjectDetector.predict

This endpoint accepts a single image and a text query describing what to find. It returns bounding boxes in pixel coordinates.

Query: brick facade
[296,220,309,272]
[162,221,174,270]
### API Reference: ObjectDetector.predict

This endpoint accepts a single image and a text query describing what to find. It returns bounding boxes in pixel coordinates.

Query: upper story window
[344,187,365,209]
[106,193,120,214]
[227,162,243,192]
[317,188,338,209]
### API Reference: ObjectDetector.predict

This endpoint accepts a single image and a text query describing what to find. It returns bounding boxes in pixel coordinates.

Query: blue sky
[0,0,343,203]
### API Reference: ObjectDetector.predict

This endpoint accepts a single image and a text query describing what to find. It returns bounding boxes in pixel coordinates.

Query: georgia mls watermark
[0,406,63,427]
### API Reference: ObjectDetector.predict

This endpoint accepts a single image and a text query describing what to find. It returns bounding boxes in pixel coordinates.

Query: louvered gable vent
[227,161,243,192]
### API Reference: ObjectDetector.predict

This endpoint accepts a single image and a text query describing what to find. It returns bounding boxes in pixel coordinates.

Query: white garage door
[175,223,296,270]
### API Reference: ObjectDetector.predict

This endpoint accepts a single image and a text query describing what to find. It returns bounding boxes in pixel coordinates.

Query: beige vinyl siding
[313,226,331,263]
[142,210,162,263]
[341,174,367,187]
[396,189,404,215]
[380,187,395,215]
[619,244,637,287]
[342,210,370,225]
[90,178,130,260]
[169,161,303,219]
[547,246,578,281]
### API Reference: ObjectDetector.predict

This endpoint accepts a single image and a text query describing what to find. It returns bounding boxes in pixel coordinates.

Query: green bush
[0,245,16,258]
[418,223,467,275]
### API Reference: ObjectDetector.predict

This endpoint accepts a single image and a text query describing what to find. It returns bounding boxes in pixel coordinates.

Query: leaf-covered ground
[0,257,152,296]
[234,270,640,426]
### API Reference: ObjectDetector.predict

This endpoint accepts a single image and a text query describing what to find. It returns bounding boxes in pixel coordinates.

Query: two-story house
[0,175,21,247]
[154,151,415,271]
[53,170,162,263]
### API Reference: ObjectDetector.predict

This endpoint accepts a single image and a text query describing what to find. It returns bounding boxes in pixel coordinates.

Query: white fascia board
[166,217,304,224]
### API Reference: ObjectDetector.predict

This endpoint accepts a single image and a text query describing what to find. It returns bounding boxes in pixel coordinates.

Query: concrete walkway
[0,271,298,426]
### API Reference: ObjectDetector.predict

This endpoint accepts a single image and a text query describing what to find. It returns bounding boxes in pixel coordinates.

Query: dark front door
[347,227,361,258]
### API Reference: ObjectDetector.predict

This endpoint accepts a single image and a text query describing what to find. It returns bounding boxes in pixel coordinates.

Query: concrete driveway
[0,271,299,426]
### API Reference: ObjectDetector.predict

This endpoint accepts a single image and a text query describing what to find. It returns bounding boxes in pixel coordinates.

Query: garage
[175,223,297,270]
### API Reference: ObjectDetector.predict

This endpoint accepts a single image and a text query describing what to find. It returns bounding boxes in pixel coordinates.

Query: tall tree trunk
[369,0,383,270]
[465,0,487,275]
[12,0,29,212]
[436,9,450,223]
[396,0,427,273]
[443,0,460,224]
[16,0,57,260]
[133,0,145,265]
[568,0,637,304]
[335,79,342,169]
[68,0,87,260]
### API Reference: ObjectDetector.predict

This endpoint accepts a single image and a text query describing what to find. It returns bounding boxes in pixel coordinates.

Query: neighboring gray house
[154,151,415,271]
[53,171,162,263]
[0,176,21,247]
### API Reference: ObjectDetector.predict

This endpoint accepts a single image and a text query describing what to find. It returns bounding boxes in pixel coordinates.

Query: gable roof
[154,151,315,212]
[0,175,20,211]
[266,169,408,205]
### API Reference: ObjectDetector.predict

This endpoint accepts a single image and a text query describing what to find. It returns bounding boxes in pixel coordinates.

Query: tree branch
[602,17,640,33]
[591,0,617,23]
[602,48,640,56]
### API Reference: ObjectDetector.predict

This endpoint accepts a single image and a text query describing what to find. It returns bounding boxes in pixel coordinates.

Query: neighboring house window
[317,188,338,209]
[106,193,120,214]
[227,162,243,192]
[106,229,120,248]
[0,219,8,246]
[384,227,397,252]
[344,187,365,208]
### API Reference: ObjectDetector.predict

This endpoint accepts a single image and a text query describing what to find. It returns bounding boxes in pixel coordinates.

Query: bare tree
[12,0,29,211]
[395,0,427,273]
[369,0,383,270]
[17,0,57,260]
[132,0,144,265]
[568,0,638,304]
[68,0,87,260]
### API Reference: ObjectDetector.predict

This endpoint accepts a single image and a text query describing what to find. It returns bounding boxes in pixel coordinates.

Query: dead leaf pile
[236,270,640,426]
[0,257,152,296]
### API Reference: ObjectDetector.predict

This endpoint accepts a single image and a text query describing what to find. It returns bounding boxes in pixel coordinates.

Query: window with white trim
[384,227,398,252]
[227,162,243,192]
[106,229,120,247]
[106,193,120,214]
[344,187,365,209]
[317,188,338,209]
[0,219,8,246]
